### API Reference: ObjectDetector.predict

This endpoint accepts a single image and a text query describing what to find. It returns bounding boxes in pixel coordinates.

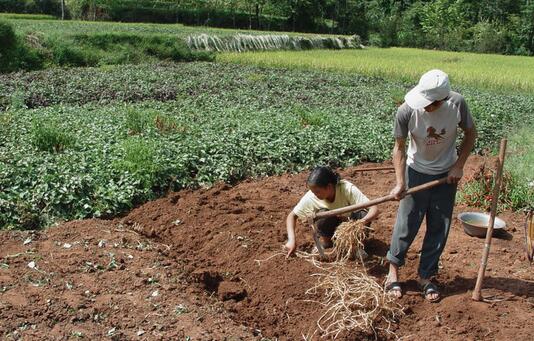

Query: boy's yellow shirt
[292,180,369,220]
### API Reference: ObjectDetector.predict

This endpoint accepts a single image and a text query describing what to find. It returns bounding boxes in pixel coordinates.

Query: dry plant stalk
[332,220,368,263]
[307,267,404,338]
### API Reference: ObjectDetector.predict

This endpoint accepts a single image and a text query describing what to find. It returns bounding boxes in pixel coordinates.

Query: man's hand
[284,239,296,258]
[390,183,406,201]
[447,166,463,184]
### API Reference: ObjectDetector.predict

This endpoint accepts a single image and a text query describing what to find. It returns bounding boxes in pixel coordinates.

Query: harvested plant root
[307,267,404,338]
[256,218,403,338]
[332,220,368,263]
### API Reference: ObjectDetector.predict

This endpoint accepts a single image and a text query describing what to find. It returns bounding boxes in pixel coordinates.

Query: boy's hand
[284,240,296,258]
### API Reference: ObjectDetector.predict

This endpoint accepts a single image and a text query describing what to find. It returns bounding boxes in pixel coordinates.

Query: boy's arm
[284,211,298,258]
[362,205,379,225]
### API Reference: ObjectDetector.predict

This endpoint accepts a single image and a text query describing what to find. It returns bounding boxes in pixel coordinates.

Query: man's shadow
[443,275,533,298]
[365,238,391,278]
[364,234,531,299]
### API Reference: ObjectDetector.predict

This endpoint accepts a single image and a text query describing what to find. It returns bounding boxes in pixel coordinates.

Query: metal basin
[457,212,506,237]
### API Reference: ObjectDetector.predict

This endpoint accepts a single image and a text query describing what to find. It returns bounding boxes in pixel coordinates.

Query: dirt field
[1,156,533,340]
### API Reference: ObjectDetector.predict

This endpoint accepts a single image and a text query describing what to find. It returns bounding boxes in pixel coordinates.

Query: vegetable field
[1,62,533,229]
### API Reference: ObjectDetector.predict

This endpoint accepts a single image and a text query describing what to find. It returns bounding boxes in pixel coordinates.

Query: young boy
[284,166,379,257]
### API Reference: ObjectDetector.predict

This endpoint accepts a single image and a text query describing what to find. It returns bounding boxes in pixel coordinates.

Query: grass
[31,120,75,153]
[220,47,534,93]
[0,13,56,20]
[7,17,345,39]
[506,126,534,210]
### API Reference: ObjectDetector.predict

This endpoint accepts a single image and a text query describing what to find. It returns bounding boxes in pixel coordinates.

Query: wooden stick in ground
[472,138,508,301]
[313,177,448,220]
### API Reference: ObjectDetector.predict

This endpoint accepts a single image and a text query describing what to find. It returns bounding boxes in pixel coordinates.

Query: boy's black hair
[307,166,340,187]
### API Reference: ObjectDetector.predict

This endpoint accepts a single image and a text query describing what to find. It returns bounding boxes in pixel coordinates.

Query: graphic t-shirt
[292,180,369,220]
[393,91,474,175]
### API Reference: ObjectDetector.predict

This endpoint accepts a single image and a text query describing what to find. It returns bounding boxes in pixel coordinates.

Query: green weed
[31,120,74,153]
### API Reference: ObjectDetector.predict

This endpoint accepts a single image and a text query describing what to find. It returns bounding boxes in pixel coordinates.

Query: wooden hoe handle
[312,177,449,221]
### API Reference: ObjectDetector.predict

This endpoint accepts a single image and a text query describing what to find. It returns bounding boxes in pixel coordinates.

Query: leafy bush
[50,42,99,67]
[65,0,287,31]
[0,20,45,72]
[0,19,17,71]
[458,168,532,212]
[458,125,534,211]
[75,32,215,63]
[0,0,60,16]
[471,21,506,54]
[0,19,16,49]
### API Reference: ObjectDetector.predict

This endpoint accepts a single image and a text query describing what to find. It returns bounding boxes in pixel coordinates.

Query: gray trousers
[387,167,457,279]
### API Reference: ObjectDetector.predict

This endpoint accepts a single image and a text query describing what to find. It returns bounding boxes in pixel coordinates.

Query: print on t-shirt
[426,126,446,145]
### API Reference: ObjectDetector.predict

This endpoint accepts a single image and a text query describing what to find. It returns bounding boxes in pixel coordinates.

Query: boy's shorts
[316,209,369,238]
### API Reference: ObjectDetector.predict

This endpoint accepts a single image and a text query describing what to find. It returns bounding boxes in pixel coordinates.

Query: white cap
[404,69,450,109]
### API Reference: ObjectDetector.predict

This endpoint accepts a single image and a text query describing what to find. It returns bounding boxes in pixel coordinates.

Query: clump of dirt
[1,156,533,340]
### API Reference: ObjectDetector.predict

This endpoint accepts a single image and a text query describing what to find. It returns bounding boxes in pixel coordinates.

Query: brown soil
[1,156,533,340]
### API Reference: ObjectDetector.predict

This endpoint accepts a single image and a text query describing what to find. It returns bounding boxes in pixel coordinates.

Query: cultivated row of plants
[1,63,532,229]
[1,62,532,149]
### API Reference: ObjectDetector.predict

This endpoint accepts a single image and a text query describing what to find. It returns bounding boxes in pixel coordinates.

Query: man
[385,69,477,302]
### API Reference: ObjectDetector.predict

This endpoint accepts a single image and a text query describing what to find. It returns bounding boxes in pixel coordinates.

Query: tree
[420,0,469,49]
[519,1,534,54]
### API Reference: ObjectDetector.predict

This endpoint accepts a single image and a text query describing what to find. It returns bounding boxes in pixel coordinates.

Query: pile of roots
[306,220,404,338]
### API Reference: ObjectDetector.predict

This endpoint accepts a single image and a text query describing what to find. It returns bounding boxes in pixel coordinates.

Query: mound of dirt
[1,156,533,340]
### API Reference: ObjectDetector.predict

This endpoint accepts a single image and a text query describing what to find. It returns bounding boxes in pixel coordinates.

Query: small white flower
[27,261,36,269]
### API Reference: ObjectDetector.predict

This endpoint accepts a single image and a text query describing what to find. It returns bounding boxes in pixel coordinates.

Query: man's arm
[390,138,407,200]
[448,125,477,184]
